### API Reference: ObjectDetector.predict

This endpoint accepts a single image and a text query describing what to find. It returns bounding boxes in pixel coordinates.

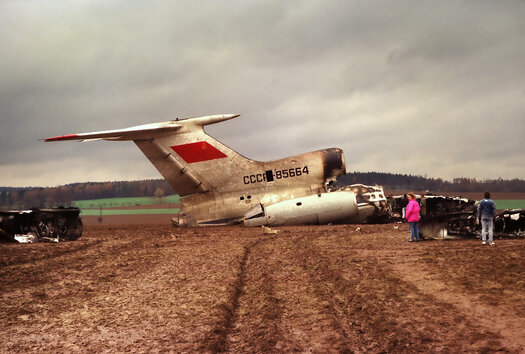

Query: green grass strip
[73,194,180,209]
[80,208,179,216]
[494,200,525,210]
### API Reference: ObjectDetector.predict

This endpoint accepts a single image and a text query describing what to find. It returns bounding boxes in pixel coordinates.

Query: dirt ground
[1,223,524,353]
[81,214,175,225]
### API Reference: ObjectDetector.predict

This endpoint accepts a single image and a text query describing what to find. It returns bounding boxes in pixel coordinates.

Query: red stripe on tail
[171,142,227,163]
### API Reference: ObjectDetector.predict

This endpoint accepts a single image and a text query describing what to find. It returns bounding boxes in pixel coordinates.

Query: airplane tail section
[46,113,350,226]
[45,114,248,196]
[46,113,345,201]
[133,115,250,196]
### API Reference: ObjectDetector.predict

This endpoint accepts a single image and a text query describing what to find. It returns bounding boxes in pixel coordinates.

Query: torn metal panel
[341,184,391,223]
[387,195,409,219]
[13,233,38,243]
[495,209,525,236]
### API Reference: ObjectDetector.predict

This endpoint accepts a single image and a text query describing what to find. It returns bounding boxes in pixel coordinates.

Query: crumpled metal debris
[262,225,279,234]
[495,209,525,236]
[0,208,83,243]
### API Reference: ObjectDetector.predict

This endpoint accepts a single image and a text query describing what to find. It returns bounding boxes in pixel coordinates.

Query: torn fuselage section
[322,148,346,183]
[418,196,478,238]
[338,184,390,223]
[243,190,359,227]
[388,194,478,238]
[495,209,525,236]
[0,208,83,243]
[243,184,389,227]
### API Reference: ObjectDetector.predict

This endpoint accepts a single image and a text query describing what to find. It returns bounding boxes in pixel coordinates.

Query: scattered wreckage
[418,195,478,238]
[494,209,525,236]
[388,194,525,238]
[0,208,83,243]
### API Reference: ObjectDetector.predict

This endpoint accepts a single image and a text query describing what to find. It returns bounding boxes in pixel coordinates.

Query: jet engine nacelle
[243,190,358,227]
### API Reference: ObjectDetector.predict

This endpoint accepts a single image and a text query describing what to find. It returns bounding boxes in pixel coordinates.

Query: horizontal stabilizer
[44,114,240,142]
[44,113,242,197]
[45,122,183,142]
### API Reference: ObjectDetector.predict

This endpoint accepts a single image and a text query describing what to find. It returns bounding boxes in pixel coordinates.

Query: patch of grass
[80,208,179,216]
[73,194,180,209]
[494,200,525,210]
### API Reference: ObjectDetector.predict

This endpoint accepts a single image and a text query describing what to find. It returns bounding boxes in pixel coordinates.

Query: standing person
[400,194,409,219]
[478,192,497,245]
[405,192,420,242]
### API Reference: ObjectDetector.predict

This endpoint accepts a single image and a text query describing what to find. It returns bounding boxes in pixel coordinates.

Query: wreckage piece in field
[0,208,83,243]
[336,184,391,223]
[389,195,525,238]
[417,198,525,238]
[495,209,525,236]
[418,196,478,238]
[388,195,478,238]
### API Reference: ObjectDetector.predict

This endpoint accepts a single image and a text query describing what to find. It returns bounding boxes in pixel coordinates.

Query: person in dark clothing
[478,192,497,245]
[400,194,409,219]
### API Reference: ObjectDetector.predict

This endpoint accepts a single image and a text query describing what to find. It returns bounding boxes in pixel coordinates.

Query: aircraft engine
[243,190,358,227]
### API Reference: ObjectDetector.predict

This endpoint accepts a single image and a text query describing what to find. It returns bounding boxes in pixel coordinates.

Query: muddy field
[1,224,524,352]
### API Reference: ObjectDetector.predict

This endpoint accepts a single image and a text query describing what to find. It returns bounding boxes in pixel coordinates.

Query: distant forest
[338,172,525,193]
[0,180,175,209]
[1,172,524,208]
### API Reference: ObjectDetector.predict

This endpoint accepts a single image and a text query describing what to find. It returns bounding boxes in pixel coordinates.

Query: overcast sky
[1,1,524,187]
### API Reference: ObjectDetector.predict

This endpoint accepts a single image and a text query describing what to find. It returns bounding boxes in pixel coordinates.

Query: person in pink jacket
[405,192,420,242]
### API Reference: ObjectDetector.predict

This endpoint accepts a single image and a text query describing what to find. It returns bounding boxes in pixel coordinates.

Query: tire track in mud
[204,232,356,352]
[200,236,274,352]
[203,232,377,352]
[288,232,357,352]
[226,236,287,352]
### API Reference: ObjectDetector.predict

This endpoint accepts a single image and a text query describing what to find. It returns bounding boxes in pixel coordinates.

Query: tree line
[0,180,174,209]
[339,172,525,193]
[1,173,524,209]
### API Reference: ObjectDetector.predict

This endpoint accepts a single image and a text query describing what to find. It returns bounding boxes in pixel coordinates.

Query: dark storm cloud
[1,1,524,186]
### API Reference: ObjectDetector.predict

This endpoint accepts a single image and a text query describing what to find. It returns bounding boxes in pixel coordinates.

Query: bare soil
[1,224,524,352]
[81,214,175,225]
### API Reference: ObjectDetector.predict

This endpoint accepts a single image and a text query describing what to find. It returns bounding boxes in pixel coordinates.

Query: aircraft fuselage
[45,114,388,227]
